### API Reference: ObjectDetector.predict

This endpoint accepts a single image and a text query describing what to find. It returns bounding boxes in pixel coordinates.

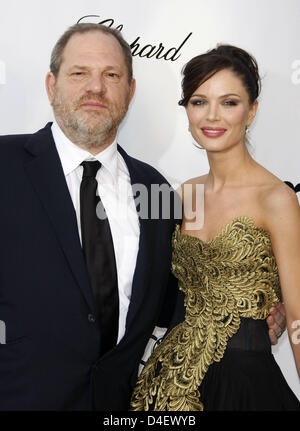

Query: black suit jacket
[0,123,180,410]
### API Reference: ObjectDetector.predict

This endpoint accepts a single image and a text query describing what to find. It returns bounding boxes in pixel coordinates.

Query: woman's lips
[201,127,227,137]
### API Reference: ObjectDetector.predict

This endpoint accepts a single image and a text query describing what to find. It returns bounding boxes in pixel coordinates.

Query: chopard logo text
[77,14,192,62]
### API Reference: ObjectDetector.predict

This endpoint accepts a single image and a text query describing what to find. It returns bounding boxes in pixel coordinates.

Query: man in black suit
[0,23,284,410]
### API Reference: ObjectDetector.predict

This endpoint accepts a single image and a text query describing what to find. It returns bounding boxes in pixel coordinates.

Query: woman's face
[185,68,258,153]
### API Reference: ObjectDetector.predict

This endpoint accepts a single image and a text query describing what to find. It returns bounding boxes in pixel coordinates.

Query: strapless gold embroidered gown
[131,216,300,411]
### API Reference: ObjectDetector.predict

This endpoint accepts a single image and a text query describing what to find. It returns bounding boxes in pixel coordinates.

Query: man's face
[46,31,135,150]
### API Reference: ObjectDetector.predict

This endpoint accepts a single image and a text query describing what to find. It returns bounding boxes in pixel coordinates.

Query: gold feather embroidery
[131,216,281,411]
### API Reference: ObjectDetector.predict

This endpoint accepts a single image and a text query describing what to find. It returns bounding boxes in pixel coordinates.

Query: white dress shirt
[51,120,140,343]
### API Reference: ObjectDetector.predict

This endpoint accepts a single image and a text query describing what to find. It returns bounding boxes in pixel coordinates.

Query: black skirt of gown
[199,318,300,411]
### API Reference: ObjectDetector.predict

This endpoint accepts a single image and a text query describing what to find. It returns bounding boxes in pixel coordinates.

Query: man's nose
[85,73,106,94]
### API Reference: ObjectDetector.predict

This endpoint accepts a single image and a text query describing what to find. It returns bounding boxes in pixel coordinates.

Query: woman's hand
[267,303,286,345]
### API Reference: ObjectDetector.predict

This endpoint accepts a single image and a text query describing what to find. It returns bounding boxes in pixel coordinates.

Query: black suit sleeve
[156,272,184,328]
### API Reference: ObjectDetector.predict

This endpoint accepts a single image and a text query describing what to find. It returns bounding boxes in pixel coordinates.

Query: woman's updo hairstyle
[179,44,261,106]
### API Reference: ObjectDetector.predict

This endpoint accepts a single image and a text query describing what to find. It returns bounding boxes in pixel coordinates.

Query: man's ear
[45,72,56,104]
[129,78,136,103]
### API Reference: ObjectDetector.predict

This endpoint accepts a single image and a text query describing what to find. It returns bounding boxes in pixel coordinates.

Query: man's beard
[52,90,130,150]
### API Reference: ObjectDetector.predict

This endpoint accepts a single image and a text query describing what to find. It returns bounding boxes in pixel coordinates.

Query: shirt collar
[51,119,118,183]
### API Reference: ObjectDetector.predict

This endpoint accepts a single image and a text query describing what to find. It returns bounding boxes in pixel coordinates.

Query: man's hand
[267,302,286,345]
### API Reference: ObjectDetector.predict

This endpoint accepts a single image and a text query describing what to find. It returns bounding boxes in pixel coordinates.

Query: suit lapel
[23,124,94,311]
[117,145,158,329]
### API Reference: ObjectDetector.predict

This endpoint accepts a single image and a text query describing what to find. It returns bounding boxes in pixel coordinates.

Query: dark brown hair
[179,44,261,106]
[50,23,133,83]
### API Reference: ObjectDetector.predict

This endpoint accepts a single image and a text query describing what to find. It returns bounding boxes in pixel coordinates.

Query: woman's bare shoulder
[253,164,297,211]
[181,174,208,186]
[261,180,300,233]
[176,174,208,195]
[262,181,299,211]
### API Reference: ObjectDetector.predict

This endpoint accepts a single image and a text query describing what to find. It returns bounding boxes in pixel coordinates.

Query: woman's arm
[266,184,300,377]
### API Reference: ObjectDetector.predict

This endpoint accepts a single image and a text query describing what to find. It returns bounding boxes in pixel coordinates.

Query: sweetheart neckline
[175,215,271,246]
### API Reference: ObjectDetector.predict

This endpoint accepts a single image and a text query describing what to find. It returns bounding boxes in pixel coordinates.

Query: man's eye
[106,72,119,79]
[71,72,84,76]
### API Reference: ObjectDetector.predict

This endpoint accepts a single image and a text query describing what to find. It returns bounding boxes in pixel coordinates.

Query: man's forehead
[65,31,122,54]
[59,31,125,67]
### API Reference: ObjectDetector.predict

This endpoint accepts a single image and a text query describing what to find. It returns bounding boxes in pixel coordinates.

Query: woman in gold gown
[131,45,300,411]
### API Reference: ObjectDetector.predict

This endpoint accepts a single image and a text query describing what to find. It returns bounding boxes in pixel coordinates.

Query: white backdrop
[0,0,299,400]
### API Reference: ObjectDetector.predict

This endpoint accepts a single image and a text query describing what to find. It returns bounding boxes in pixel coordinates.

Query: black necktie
[80,160,119,355]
